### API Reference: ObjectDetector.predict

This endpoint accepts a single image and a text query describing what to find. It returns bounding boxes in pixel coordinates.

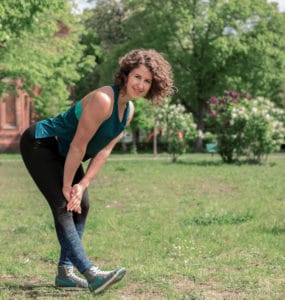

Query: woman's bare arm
[62,88,113,205]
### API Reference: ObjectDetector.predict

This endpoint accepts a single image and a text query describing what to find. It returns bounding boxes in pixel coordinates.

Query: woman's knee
[53,204,73,224]
[81,190,90,215]
[81,200,90,216]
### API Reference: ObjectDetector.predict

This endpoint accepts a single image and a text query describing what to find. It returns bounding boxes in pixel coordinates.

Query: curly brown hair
[114,49,174,104]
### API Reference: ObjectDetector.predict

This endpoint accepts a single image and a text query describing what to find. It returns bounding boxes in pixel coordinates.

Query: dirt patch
[171,277,246,299]
[0,276,63,299]
[192,179,240,197]
[118,282,165,299]
[172,277,195,293]
[197,282,244,299]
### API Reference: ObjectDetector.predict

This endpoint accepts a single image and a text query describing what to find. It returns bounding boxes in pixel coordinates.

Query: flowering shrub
[206,90,285,163]
[155,99,197,162]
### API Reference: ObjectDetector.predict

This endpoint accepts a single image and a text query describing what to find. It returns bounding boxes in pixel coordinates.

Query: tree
[0,1,96,118]
[84,0,127,48]
[72,19,102,101]
[74,0,128,96]
[0,0,65,95]
[101,0,285,151]
[0,0,65,44]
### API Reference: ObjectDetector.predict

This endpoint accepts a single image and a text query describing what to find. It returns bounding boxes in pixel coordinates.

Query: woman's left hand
[66,183,83,214]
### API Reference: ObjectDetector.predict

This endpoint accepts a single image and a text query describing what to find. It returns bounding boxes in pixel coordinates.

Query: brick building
[0,79,38,152]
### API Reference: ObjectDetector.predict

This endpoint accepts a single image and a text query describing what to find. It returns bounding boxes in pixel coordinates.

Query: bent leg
[20,126,92,274]
[59,167,90,267]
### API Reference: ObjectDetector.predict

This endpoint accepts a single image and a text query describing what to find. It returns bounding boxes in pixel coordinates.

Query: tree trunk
[132,129,139,153]
[153,125,157,157]
[195,99,207,152]
[121,141,127,152]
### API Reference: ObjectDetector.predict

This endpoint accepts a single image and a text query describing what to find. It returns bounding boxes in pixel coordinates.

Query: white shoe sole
[90,267,126,294]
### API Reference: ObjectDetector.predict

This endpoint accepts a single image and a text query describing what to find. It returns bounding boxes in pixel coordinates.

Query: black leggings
[20,124,93,273]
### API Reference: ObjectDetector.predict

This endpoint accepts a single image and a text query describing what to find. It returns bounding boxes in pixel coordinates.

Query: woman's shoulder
[86,86,114,103]
[82,86,115,116]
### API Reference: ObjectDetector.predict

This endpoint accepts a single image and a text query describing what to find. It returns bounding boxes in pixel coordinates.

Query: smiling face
[124,64,153,100]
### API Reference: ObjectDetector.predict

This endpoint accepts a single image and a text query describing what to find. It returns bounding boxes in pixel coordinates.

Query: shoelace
[64,267,88,285]
[90,266,112,276]
[69,272,88,284]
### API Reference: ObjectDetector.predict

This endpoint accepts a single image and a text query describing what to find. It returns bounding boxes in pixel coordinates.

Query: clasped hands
[63,184,84,214]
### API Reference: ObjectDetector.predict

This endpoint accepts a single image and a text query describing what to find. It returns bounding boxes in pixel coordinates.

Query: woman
[20,49,173,294]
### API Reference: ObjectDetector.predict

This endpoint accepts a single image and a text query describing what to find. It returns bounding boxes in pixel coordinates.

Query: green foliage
[0,0,65,43]
[130,98,154,132]
[78,0,128,90]
[0,1,97,119]
[126,98,154,153]
[84,0,127,48]
[72,5,108,100]
[155,99,197,162]
[206,90,285,163]
[72,25,102,100]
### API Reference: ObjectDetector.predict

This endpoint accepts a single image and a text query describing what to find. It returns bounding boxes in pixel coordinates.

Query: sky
[73,0,95,13]
[74,0,285,13]
[269,0,285,11]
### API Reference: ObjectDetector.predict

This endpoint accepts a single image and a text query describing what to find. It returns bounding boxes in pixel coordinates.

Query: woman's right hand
[62,185,82,214]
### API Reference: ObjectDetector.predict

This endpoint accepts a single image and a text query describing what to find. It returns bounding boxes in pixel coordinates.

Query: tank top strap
[111,84,119,104]
[122,102,130,125]
[111,84,130,126]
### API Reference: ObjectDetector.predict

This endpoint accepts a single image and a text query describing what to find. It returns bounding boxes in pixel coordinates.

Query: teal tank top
[35,85,130,160]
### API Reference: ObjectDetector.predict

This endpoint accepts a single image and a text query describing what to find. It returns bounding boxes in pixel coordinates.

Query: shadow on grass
[261,225,285,235]
[180,211,254,226]
[162,158,277,167]
[1,281,86,298]
[163,160,224,167]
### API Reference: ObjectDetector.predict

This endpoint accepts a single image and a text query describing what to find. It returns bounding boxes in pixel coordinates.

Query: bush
[155,99,197,162]
[206,90,285,163]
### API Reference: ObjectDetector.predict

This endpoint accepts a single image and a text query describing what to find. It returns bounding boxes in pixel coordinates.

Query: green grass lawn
[0,153,285,299]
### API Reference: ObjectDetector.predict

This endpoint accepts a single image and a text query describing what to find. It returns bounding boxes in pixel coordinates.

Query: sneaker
[84,266,126,294]
[55,265,88,288]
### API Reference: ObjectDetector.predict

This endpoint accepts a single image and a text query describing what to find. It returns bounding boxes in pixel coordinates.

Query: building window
[4,93,17,129]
